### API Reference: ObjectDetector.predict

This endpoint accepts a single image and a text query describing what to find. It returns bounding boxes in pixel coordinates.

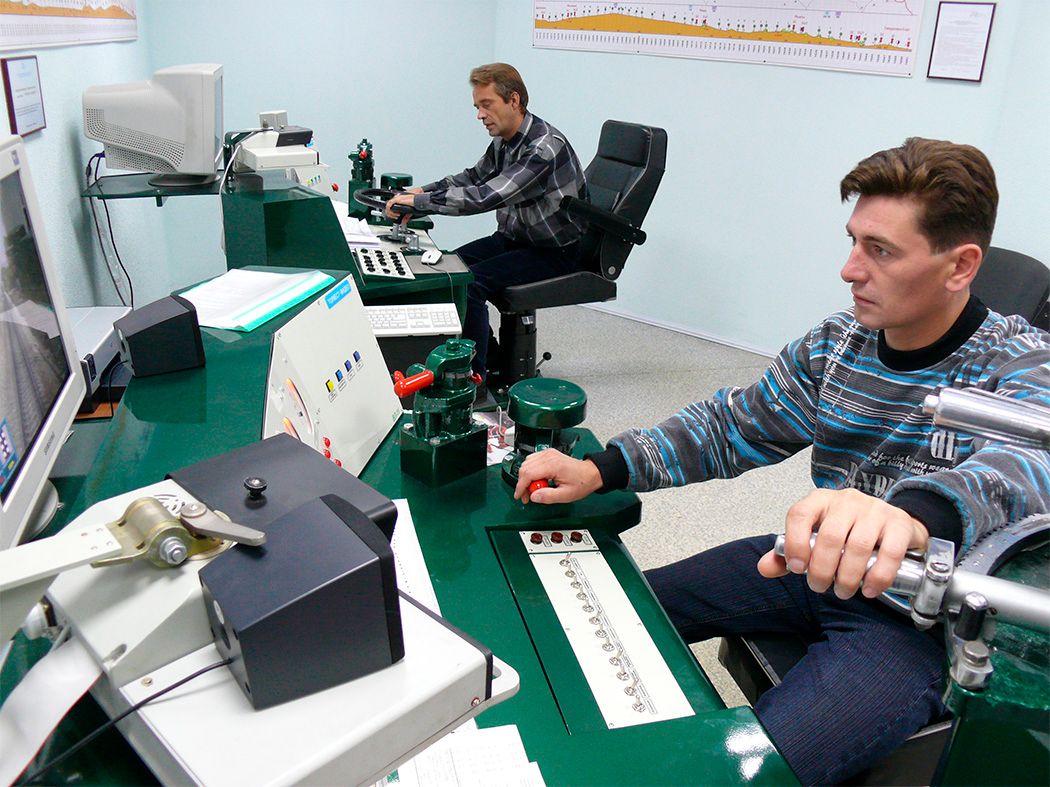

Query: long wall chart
[534,1,926,77]
[0,0,137,50]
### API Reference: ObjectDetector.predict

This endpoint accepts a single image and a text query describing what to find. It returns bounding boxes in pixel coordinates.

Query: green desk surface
[5,285,794,785]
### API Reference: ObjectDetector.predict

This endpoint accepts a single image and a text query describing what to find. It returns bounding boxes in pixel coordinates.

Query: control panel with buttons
[354,248,415,281]
[520,529,694,729]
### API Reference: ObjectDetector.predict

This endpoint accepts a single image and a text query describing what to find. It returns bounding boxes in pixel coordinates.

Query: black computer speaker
[114,294,205,377]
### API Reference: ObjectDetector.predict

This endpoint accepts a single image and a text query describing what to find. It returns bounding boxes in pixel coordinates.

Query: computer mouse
[421,249,442,264]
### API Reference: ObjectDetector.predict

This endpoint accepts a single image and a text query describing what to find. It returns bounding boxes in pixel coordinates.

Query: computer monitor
[83,63,224,187]
[0,135,85,549]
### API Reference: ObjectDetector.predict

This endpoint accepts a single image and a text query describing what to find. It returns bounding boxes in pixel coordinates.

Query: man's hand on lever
[384,188,422,222]
[514,449,604,505]
[756,488,930,599]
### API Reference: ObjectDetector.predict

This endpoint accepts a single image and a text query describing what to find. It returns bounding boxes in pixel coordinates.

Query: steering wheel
[353,187,416,217]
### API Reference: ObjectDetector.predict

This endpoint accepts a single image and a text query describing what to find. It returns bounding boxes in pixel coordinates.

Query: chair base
[494,310,538,392]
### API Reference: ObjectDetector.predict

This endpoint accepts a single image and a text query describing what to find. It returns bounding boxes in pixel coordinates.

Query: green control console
[501,379,587,487]
[394,339,487,486]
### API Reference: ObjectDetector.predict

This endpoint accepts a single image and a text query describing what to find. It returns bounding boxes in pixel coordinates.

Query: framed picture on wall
[927,2,996,82]
[1,55,45,136]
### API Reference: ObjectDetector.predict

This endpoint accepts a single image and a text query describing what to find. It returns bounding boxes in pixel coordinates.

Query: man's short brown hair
[840,137,998,253]
[469,63,528,111]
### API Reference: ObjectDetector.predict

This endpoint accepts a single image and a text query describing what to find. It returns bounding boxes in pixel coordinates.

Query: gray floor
[514,304,815,708]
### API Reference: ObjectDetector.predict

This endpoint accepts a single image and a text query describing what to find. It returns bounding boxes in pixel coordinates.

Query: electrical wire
[102,358,127,417]
[95,156,135,310]
[85,153,134,308]
[17,657,233,785]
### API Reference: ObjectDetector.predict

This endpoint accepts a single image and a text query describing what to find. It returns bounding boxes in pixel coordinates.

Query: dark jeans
[455,233,581,378]
[645,535,947,786]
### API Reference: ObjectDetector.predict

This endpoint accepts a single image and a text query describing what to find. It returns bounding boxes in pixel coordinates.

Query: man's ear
[947,243,983,292]
[508,91,521,111]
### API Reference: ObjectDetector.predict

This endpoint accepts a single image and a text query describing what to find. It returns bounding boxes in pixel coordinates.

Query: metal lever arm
[180,502,266,546]
[773,533,1050,632]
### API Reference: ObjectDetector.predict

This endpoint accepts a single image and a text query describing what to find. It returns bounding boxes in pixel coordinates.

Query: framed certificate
[2,55,45,136]
[927,2,996,82]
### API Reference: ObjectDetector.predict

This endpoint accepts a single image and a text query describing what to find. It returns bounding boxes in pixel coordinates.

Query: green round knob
[507,379,587,430]
[380,172,413,189]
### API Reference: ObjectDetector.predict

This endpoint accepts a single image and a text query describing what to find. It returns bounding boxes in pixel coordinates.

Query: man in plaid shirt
[386,63,587,387]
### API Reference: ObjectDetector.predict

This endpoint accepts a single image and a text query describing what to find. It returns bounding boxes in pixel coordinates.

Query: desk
[5,290,794,785]
[218,171,471,308]
[82,171,472,315]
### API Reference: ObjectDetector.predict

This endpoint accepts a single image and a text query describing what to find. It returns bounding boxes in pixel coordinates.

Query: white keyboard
[355,247,416,280]
[366,302,462,337]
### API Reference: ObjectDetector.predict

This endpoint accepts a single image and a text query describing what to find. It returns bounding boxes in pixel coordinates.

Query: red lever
[470,372,483,385]
[393,369,435,397]
[528,479,550,495]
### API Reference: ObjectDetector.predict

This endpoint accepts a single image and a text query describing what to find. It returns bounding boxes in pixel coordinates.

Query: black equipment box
[199,494,405,709]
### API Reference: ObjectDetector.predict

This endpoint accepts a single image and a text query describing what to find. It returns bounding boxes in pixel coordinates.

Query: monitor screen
[82,63,224,186]
[0,136,84,547]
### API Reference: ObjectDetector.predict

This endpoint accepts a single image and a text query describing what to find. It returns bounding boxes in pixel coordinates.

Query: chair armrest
[561,196,647,245]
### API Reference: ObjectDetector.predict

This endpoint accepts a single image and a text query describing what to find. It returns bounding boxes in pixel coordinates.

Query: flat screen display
[0,168,70,500]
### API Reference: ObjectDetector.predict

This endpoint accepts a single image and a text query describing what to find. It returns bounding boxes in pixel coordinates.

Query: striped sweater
[605,299,1050,552]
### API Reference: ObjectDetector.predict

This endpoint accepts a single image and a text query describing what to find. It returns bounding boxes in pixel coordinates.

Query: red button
[529,479,549,494]
[331,183,339,191]
[530,532,543,544]
[323,437,331,448]
[550,532,564,544]
[570,531,583,543]
[323,449,331,459]
[334,459,342,467]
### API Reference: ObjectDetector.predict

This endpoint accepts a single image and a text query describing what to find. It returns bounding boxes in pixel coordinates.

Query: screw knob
[244,476,268,500]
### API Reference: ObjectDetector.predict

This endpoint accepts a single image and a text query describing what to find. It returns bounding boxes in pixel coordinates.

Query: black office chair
[971,246,1049,330]
[487,120,667,392]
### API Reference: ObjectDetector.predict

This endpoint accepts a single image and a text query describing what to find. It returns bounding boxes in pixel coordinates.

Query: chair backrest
[580,120,667,279]
[972,246,1050,330]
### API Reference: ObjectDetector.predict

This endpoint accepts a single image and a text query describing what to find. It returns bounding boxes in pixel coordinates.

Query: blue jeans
[645,535,947,786]
[455,233,581,378]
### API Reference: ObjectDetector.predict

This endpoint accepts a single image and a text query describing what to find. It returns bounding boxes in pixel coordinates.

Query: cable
[84,153,133,308]
[92,154,135,309]
[18,657,233,785]
[218,129,267,194]
[99,197,135,309]
[102,358,127,417]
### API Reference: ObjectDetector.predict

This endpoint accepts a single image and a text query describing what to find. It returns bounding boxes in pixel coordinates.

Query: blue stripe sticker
[325,280,352,309]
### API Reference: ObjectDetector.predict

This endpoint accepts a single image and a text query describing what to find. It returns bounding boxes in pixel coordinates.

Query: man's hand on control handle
[384,190,421,222]
[514,449,604,505]
[756,488,929,599]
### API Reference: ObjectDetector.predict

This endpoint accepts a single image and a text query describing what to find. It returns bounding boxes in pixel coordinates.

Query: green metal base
[399,422,488,486]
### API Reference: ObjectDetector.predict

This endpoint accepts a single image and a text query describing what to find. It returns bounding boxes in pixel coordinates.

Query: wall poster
[534,1,926,77]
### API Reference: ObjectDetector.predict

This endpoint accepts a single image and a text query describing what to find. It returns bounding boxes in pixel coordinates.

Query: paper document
[391,499,440,614]
[379,723,545,787]
[180,268,334,332]
[330,200,381,246]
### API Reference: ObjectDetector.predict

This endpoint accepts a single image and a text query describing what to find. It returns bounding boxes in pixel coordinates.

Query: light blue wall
[11,25,162,309]
[494,0,1049,354]
[142,0,498,293]
[23,1,1047,355]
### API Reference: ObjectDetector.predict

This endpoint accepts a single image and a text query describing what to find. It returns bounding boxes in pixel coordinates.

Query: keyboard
[354,248,415,280]
[366,302,462,337]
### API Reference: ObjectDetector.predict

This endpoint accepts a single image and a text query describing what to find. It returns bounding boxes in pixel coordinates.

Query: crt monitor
[83,63,223,187]
[0,135,85,549]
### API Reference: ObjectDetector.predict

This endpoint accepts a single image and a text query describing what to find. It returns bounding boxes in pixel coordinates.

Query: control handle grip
[393,369,435,397]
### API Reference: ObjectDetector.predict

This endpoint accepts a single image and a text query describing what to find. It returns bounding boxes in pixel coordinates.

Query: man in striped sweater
[514,138,1050,785]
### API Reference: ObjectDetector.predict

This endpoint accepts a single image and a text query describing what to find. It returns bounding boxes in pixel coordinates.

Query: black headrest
[596,122,651,167]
